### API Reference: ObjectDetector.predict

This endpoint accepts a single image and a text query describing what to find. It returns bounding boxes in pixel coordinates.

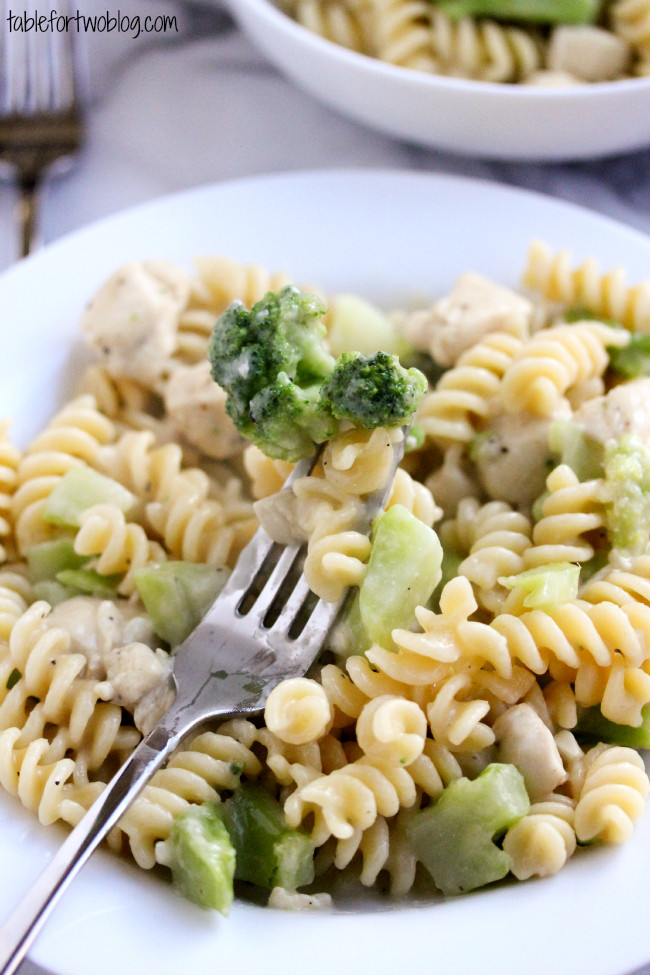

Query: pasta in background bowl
[3,170,650,975]
[223,0,650,160]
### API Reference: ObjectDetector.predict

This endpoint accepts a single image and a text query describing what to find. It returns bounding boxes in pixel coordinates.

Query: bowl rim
[232,0,650,100]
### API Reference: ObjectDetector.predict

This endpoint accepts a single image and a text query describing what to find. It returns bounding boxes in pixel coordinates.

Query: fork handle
[17,174,41,259]
[0,717,189,975]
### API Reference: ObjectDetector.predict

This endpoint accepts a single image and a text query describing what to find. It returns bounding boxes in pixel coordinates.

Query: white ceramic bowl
[225,0,650,161]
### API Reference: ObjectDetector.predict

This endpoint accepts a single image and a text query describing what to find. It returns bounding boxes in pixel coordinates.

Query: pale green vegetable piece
[603,433,650,555]
[26,538,88,581]
[41,466,136,527]
[409,763,530,896]
[165,803,235,914]
[499,562,580,609]
[548,418,604,481]
[134,561,230,646]
[359,504,442,650]
[326,294,410,358]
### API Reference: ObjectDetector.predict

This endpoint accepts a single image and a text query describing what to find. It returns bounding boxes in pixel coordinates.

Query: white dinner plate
[1,169,650,975]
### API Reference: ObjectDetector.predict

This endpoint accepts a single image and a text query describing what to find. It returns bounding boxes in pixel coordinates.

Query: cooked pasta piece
[500,321,630,417]
[264,678,333,745]
[12,395,116,553]
[417,331,524,445]
[610,0,650,60]
[445,498,533,611]
[574,744,650,844]
[523,464,607,568]
[503,795,577,879]
[523,239,650,332]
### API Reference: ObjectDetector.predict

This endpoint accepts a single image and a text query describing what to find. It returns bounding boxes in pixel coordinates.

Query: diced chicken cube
[103,641,171,709]
[472,413,561,509]
[404,273,533,367]
[48,596,157,678]
[574,377,650,444]
[525,69,585,86]
[163,360,245,460]
[81,260,191,385]
[548,26,630,83]
[493,703,567,801]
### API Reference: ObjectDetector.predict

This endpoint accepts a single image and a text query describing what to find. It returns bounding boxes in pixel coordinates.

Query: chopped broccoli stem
[603,433,650,555]
[608,334,650,379]
[326,293,411,358]
[32,580,77,606]
[499,562,580,610]
[219,782,314,891]
[26,538,88,582]
[327,589,371,661]
[134,561,230,647]
[409,763,530,896]
[56,568,122,598]
[548,419,604,481]
[431,0,601,23]
[41,466,136,527]
[359,504,442,650]
[576,706,650,747]
[429,547,464,611]
[165,803,235,914]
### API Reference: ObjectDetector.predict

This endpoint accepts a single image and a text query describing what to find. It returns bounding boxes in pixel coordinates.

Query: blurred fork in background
[0,0,86,259]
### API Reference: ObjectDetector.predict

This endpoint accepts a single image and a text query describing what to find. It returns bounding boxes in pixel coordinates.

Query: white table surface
[2,2,650,972]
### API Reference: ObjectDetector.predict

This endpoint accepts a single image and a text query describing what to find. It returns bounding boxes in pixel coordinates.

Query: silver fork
[0,431,407,975]
[0,0,85,259]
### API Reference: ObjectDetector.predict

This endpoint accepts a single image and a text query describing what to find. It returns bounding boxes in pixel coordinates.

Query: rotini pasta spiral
[0,421,21,564]
[0,602,133,780]
[283,753,417,844]
[523,464,606,568]
[417,331,523,444]
[610,0,650,59]
[429,7,542,81]
[523,239,650,333]
[382,576,513,684]
[502,795,576,879]
[501,322,630,417]
[371,0,440,72]
[574,744,650,844]
[289,0,371,52]
[264,677,333,745]
[73,503,167,596]
[12,395,116,553]
[445,498,533,611]
[123,720,262,869]
[355,694,427,765]
[0,729,78,826]
[579,555,650,607]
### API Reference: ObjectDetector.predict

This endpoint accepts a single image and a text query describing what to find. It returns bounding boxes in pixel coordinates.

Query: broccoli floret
[319,351,427,430]
[208,287,427,462]
[603,433,650,555]
[248,373,336,461]
[208,287,333,423]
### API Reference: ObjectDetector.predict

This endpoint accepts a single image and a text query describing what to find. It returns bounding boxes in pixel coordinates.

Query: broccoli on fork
[208,286,427,461]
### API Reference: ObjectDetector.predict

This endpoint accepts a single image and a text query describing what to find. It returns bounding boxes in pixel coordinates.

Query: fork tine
[268,572,317,632]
